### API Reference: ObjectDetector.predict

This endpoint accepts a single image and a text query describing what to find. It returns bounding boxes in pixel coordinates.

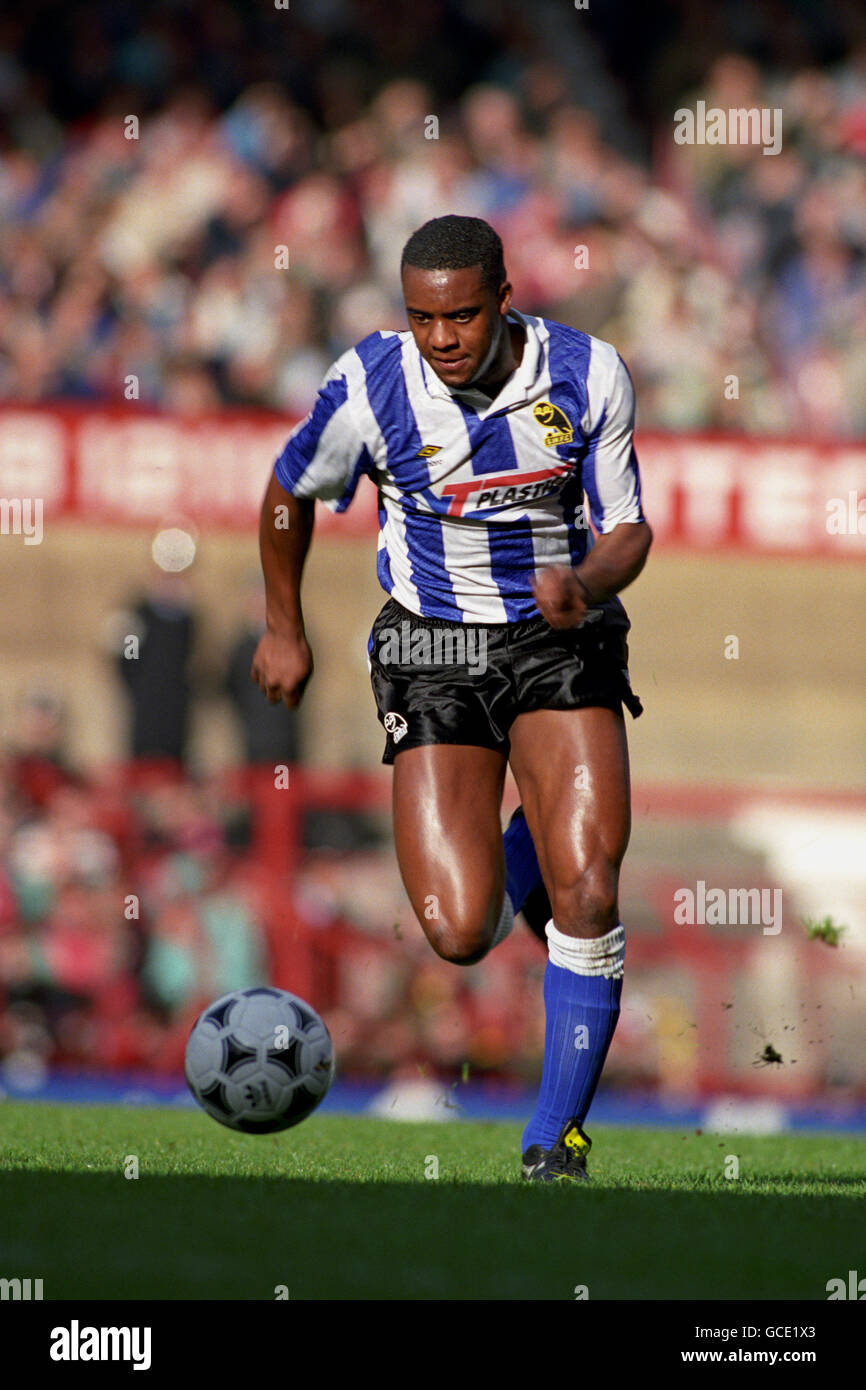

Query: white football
[185,987,334,1133]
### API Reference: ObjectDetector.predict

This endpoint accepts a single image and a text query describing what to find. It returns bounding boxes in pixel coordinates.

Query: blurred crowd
[0,687,556,1085]
[0,693,267,1078]
[1,1,865,434]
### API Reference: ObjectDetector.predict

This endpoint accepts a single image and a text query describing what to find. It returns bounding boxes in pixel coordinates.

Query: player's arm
[534,520,651,628]
[251,472,315,707]
[251,352,371,704]
[534,349,651,629]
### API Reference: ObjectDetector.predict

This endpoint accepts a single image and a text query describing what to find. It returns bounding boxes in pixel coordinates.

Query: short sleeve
[274,359,372,514]
[582,347,644,534]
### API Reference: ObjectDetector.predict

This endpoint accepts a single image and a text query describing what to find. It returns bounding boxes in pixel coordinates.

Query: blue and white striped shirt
[274,308,644,625]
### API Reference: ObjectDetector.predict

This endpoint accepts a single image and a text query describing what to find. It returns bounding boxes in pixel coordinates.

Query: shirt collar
[418,308,541,414]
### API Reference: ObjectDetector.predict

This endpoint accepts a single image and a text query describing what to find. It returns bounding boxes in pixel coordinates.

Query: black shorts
[369,597,643,765]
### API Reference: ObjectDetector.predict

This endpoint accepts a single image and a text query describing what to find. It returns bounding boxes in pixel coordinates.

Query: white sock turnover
[545,920,625,978]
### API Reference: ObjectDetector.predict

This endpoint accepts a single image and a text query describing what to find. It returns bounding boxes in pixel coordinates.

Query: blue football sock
[522,922,624,1152]
[503,808,543,912]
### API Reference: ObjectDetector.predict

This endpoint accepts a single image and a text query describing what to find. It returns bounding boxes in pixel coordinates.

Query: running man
[253,215,652,1182]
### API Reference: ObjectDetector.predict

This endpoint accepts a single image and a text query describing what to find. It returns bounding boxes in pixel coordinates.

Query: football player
[253,216,652,1181]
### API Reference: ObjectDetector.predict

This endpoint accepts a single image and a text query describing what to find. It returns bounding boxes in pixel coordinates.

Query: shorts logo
[416,444,442,458]
[384,711,409,743]
[533,400,574,447]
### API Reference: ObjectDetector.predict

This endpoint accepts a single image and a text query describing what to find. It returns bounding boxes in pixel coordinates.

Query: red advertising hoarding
[0,403,864,555]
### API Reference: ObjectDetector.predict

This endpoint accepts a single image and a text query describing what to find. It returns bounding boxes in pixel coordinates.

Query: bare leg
[392,744,508,964]
[508,706,631,939]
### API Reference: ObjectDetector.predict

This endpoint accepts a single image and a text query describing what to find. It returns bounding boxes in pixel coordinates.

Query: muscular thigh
[508,706,631,936]
[392,744,508,955]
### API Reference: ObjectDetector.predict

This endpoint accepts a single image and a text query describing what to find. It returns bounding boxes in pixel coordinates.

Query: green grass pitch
[0,1101,863,1300]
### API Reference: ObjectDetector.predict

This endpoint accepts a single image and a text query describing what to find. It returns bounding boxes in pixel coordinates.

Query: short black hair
[401,215,506,294]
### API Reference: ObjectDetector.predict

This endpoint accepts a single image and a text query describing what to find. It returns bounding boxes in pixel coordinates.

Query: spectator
[7,686,79,812]
[113,565,197,765]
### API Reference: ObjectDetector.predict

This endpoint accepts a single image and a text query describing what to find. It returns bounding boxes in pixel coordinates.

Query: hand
[250,629,314,708]
[532,565,591,629]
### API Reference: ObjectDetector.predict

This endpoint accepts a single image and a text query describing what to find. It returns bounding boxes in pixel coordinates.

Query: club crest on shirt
[533,400,574,447]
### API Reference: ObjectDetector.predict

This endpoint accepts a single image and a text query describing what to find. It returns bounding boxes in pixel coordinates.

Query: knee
[423,906,495,966]
[549,859,619,936]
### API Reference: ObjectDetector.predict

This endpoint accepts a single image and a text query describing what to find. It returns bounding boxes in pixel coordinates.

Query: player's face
[401,265,512,389]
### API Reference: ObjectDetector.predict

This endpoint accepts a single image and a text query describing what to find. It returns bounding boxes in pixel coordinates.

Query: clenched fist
[532,565,594,629]
[250,630,314,708]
